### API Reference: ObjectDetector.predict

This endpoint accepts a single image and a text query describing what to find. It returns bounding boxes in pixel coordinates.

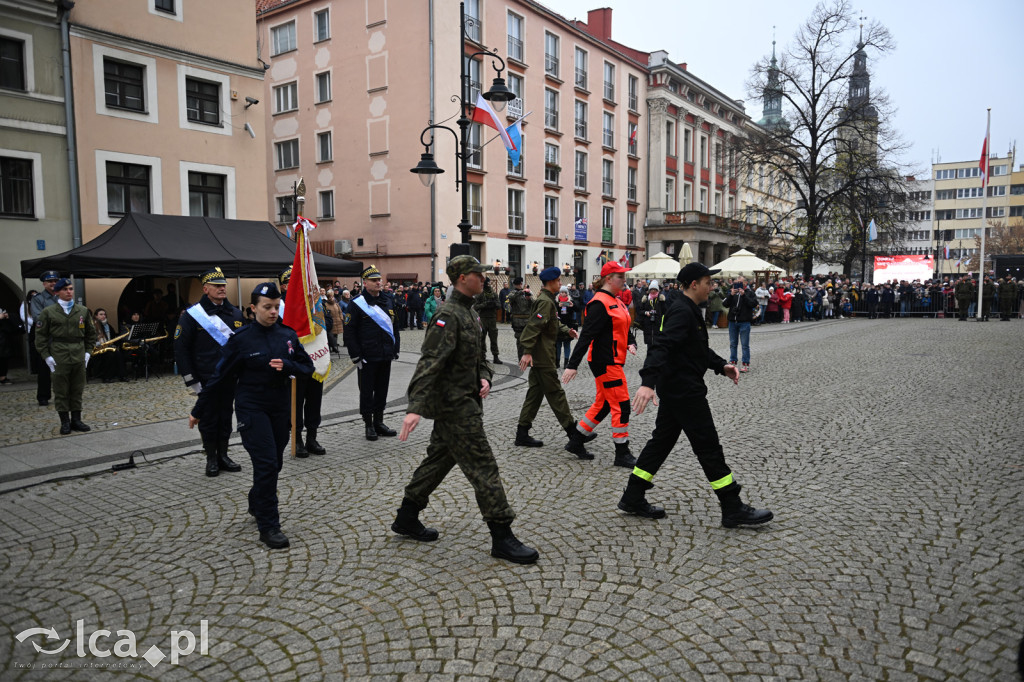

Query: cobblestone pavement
[1,320,1022,680]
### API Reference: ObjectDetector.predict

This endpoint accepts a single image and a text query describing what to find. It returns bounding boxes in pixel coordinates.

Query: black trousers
[357,360,392,416]
[633,395,732,488]
[237,406,290,533]
[196,393,234,439]
[294,375,324,434]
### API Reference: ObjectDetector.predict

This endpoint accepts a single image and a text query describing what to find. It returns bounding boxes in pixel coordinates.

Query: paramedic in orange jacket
[561,261,637,467]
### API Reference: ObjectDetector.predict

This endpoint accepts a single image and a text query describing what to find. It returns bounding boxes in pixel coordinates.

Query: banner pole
[290,377,297,457]
[976,108,990,320]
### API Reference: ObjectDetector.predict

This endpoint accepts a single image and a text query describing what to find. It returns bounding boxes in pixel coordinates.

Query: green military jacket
[998,279,1018,303]
[954,281,974,301]
[407,289,493,421]
[473,286,499,321]
[506,288,532,331]
[517,288,573,368]
[35,302,97,365]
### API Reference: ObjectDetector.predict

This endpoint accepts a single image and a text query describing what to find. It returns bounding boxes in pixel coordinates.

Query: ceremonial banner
[873,255,934,285]
[283,216,331,381]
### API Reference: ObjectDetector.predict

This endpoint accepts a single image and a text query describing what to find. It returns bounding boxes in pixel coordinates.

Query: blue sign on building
[37,240,46,251]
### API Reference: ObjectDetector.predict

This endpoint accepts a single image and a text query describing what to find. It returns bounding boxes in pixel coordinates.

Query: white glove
[84,353,91,367]
[45,356,56,373]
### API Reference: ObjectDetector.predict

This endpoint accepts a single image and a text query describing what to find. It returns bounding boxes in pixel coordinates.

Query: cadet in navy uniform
[344,264,400,440]
[174,267,245,477]
[190,282,314,549]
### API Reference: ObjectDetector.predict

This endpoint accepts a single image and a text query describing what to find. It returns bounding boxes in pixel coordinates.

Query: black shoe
[565,424,597,443]
[70,411,90,432]
[205,453,219,477]
[617,496,666,519]
[364,420,379,441]
[493,356,503,364]
[294,440,309,458]
[39,399,49,407]
[59,411,71,435]
[514,425,544,447]
[613,444,637,468]
[721,503,774,528]
[391,500,439,542]
[488,522,539,564]
[373,413,397,437]
[564,431,594,460]
[305,437,326,456]
[217,451,242,472]
[259,529,290,549]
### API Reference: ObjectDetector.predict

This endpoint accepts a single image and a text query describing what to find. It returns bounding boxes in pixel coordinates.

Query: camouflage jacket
[505,289,532,331]
[407,289,493,421]
[517,288,573,368]
[473,286,499,320]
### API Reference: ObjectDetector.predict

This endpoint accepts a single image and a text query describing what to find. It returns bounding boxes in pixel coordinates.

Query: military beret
[538,266,562,283]
[252,281,281,300]
[446,255,489,281]
[200,267,227,285]
[54,278,73,291]
[361,264,382,280]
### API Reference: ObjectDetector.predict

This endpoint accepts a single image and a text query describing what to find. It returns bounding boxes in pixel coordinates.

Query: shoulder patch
[233,320,242,328]
[435,319,446,327]
[174,325,182,339]
[536,313,543,318]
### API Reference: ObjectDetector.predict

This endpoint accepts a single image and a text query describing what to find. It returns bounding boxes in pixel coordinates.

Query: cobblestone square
[1,319,1021,680]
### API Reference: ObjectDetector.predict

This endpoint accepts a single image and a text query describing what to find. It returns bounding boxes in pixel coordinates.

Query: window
[544,196,558,237]
[315,72,331,103]
[574,151,587,191]
[507,72,523,119]
[714,192,721,215]
[508,188,524,233]
[544,143,560,184]
[318,189,334,219]
[683,128,691,162]
[627,122,638,156]
[956,167,981,179]
[574,200,587,224]
[275,139,299,170]
[106,162,150,216]
[602,112,615,148]
[935,209,955,221]
[276,196,292,222]
[935,169,955,180]
[187,172,224,218]
[700,136,708,168]
[544,32,559,77]
[626,210,636,245]
[314,9,330,42]
[507,150,523,177]
[185,77,219,125]
[104,59,145,111]
[956,187,984,199]
[1010,206,1024,218]
[954,228,980,240]
[317,131,332,162]
[507,13,524,62]
[991,165,1008,176]
[603,62,615,101]
[574,100,587,139]
[699,188,707,212]
[274,82,297,113]
[988,185,1006,197]
[665,177,675,211]
[155,0,175,13]
[544,88,559,130]
[727,196,734,217]
[682,183,691,211]
[627,167,637,202]
[935,189,955,200]
[715,142,722,174]
[955,208,982,219]
[467,57,481,103]
[0,156,33,216]
[574,47,587,90]
[602,159,613,197]
[543,247,557,269]
[465,0,481,42]
[467,123,482,168]
[0,37,25,91]
[987,206,1005,218]
[665,120,675,157]
[468,182,482,227]
[909,211,931,222]
[627,75,638,111]
[271,21,297,55]
[601,206,613,242]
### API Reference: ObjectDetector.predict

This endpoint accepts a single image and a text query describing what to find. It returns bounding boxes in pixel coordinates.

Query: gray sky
[552,0,1023,173]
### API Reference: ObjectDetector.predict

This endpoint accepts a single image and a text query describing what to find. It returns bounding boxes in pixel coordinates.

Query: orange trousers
[577,365,630,444]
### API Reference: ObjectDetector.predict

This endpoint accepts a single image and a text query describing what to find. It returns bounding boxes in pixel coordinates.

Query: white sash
[187,303,234,347]
[352,295,394,342]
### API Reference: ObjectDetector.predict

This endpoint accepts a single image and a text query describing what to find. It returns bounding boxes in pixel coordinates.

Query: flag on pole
[506,118,524,166]
[629,127,637,147]
[944,244,950,260]
[283,216,332,382]
[867,219,878,242]
[618,252,629,267]
[471,94,515,152]
[979,136,988,187]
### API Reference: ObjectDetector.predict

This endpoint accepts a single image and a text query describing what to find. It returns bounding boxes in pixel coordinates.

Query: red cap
[600,261,629,276]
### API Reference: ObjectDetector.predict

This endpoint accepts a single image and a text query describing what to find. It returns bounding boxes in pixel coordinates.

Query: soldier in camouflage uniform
[505,277,533,359]
[392,255,539,565]
[998,276,1017,320]
[981,276,994,321]
[473,278,502,364]
[954,276,974,320]
[34,278,97,434]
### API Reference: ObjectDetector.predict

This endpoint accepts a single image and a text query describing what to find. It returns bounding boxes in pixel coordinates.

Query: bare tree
[966,218,1024,270]
[735,0,918,278]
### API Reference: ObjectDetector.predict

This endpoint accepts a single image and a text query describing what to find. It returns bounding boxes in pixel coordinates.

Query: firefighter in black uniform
[344,265,400,440]
[174,267,246,477]
[190,282,314,549]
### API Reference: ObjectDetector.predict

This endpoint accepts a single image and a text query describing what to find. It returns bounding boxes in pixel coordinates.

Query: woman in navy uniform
[189,282,314,549]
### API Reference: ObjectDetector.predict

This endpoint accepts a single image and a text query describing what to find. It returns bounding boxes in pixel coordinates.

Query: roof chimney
[679,62,687,71]
[587,8,613,40]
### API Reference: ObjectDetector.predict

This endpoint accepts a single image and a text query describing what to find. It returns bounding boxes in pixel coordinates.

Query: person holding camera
[722,277,758,373]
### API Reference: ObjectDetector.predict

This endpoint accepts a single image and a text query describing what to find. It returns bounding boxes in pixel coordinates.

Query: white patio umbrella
[628,252,682,280]
[679,242,694,263]
[709,249,787,278]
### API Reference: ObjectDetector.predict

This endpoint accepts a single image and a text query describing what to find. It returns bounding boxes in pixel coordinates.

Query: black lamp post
[409,1,515,259]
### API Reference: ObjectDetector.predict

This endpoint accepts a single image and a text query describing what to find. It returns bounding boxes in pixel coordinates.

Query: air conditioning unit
[334,239,352,256]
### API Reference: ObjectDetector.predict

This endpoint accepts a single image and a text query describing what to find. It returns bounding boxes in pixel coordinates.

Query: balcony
[545,54,559,78]
[661,211,760,233]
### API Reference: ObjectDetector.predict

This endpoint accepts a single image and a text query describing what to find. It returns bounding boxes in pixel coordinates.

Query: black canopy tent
[20,213,362,279]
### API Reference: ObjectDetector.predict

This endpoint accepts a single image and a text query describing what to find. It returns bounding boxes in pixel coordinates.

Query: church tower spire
[757,29,785,129]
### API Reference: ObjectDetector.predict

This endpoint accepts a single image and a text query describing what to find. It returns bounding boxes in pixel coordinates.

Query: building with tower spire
[756,38,786,130]
[837,20,879,162]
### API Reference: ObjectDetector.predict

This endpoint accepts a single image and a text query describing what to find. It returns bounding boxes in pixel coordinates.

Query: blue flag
[506,119,523,167]
[868,219,878,242]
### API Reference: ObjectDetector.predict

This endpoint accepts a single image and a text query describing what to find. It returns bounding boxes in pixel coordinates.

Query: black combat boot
[363,415,378,441]
[613,442,637,468]
[390,498,439,542]
[566,423,597,443]
[374,412,397,437]
[217,438,242,472]
[259,528,290,549]
[487,521,539,564]
[493,356,503,365]
[58,411,71,435]
[305,428,326,455]
[514,425,544,447]
[564,427,594,460]
[617,474,666,519]
[69,411,91,432]
[202,435,219,477]
[716,482,774,528]
[294,434,309,458]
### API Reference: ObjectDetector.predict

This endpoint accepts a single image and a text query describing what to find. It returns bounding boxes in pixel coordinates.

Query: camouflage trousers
[404,416,515,524]
[480,318,499,357]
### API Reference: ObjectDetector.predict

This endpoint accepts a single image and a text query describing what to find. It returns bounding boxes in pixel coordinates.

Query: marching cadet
[621,262,773,528]
[515,266,593,458]
[29,271,61,406]
[392,255,538,565]
[345,265,400,441]
[473,278,503,364]
[190,282,314,550]
[174,267,245,477]
[505,277,533,359]
[279,266,326,456]
[34,278,96,434]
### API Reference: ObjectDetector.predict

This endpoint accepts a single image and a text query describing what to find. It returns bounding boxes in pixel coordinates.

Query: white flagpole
[976,108,990,320]
[480,111,533,148]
